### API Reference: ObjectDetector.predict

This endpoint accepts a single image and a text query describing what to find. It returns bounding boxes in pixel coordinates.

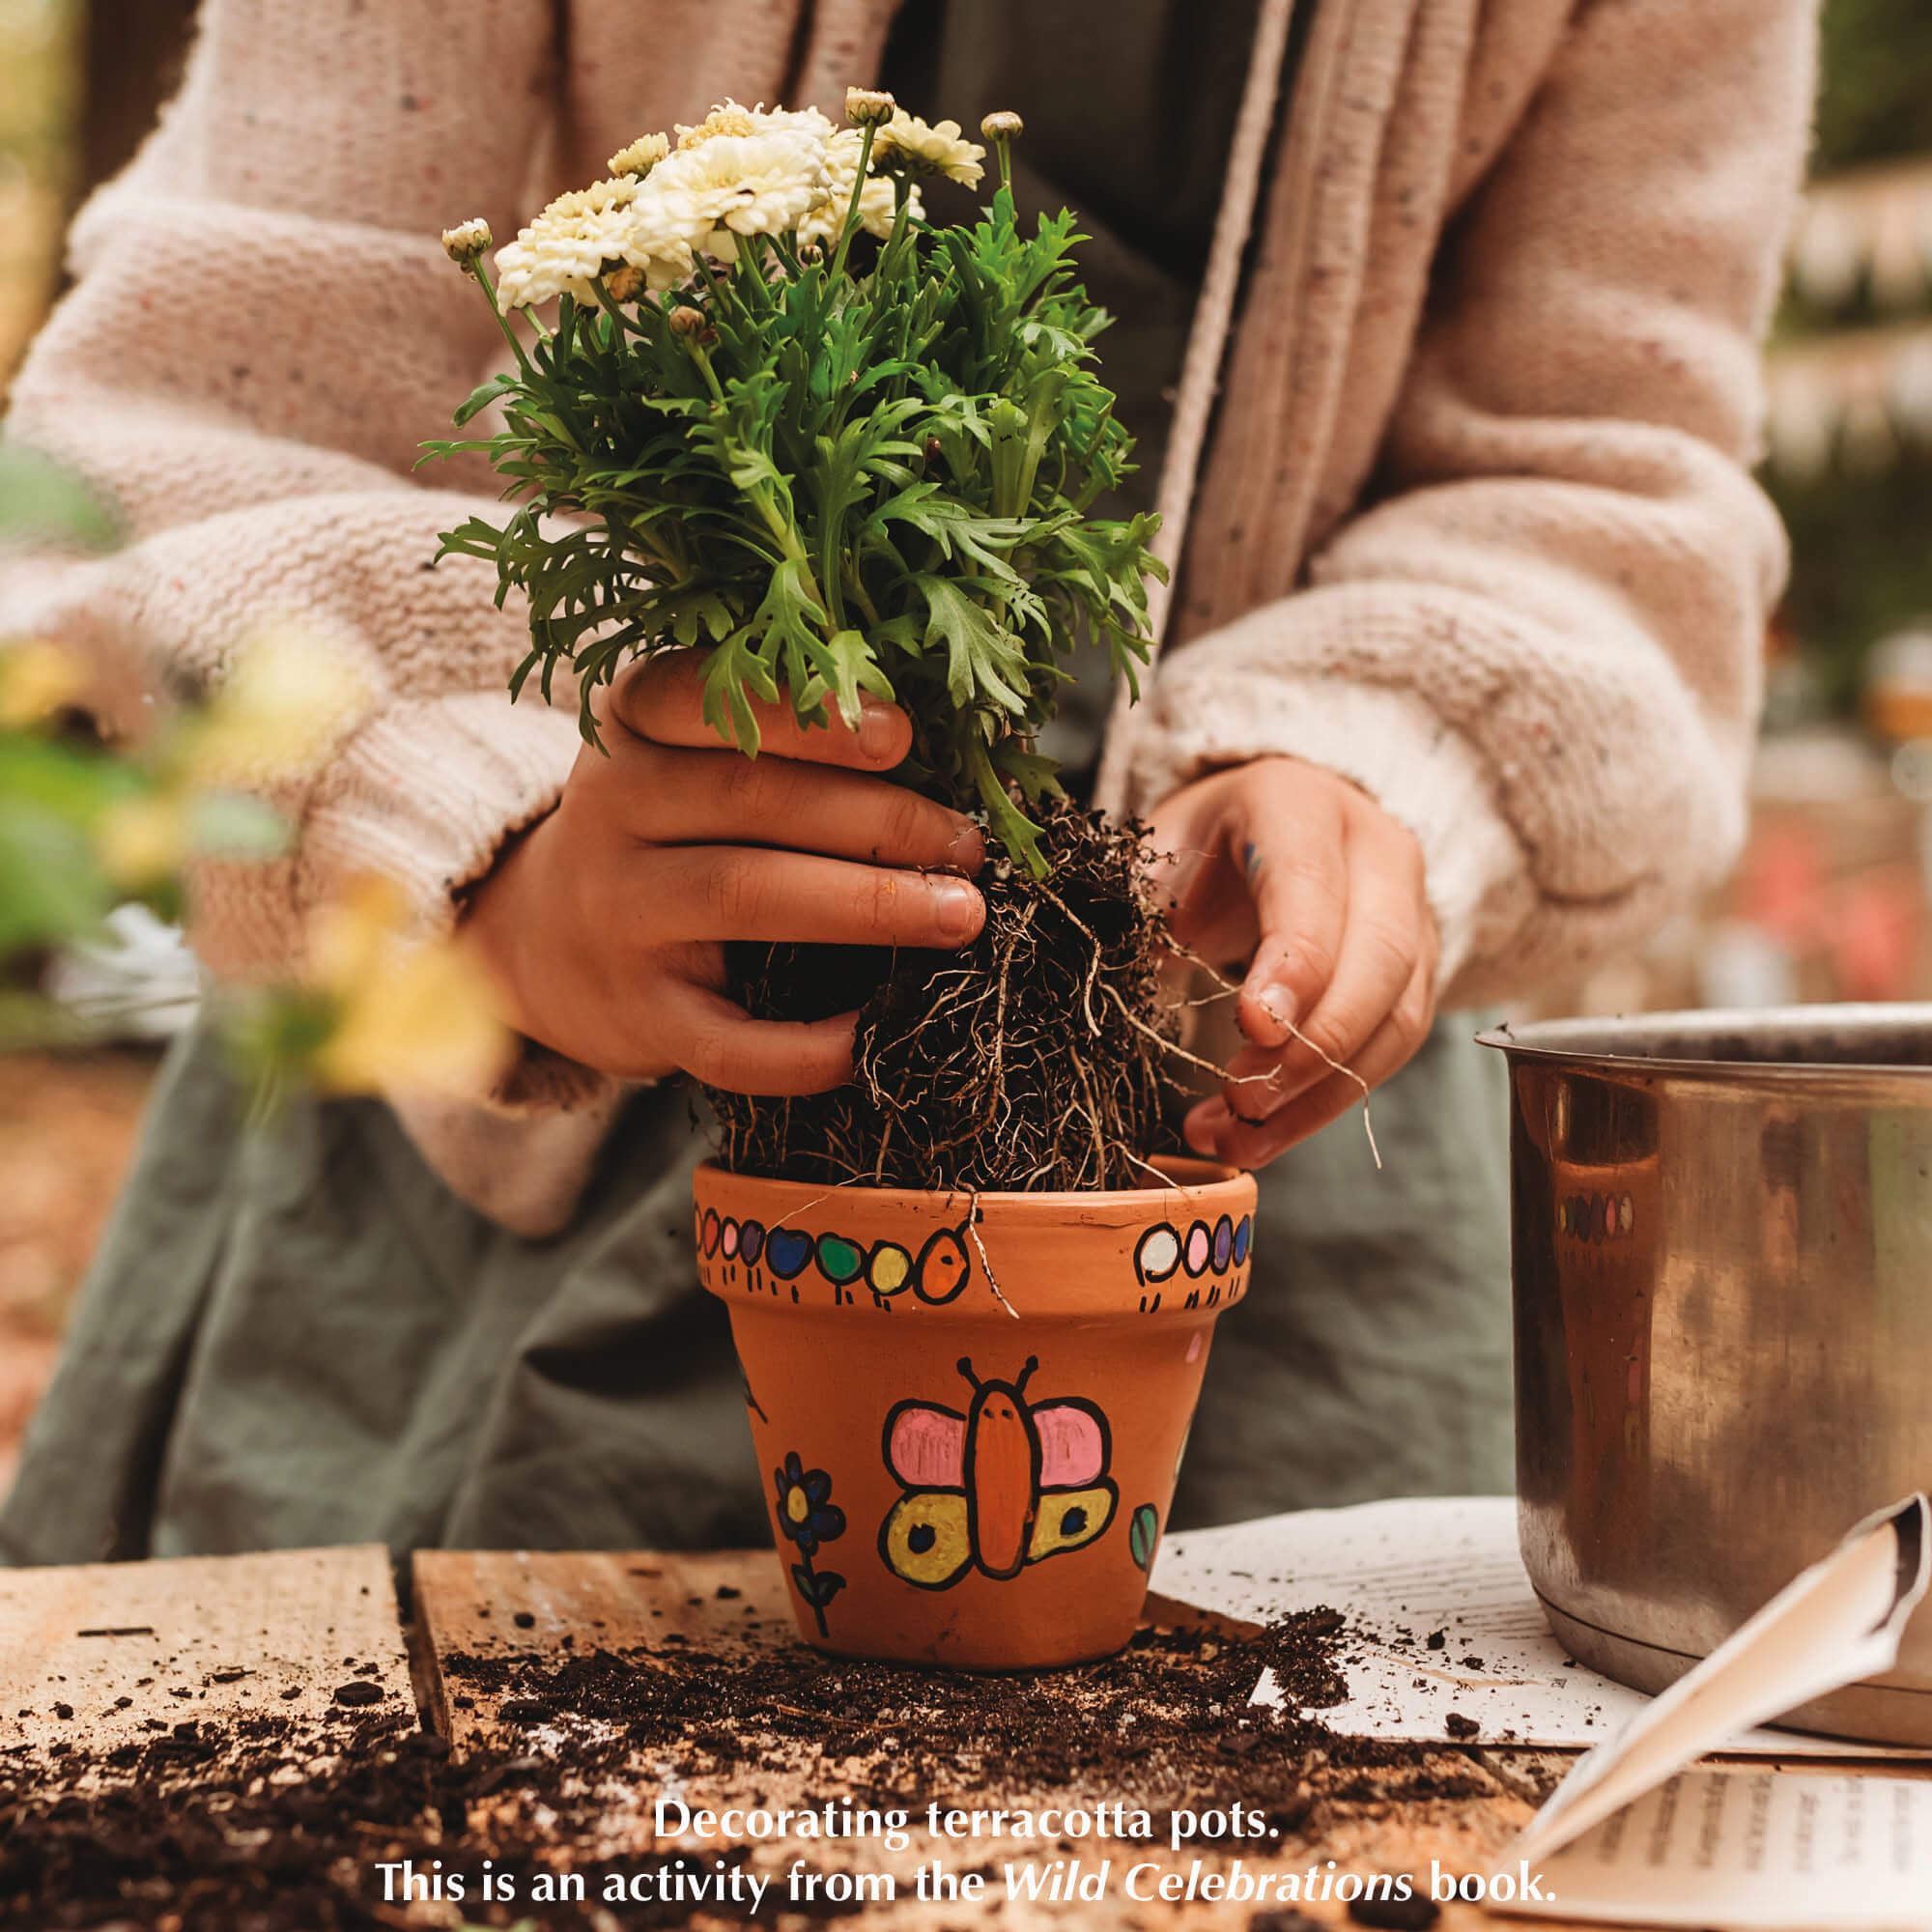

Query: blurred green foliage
[1813,0,1932,176]
[1765,0,1932,714]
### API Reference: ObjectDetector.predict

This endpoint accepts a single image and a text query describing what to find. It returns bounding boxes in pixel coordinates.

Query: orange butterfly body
[879,1357,1118,1589]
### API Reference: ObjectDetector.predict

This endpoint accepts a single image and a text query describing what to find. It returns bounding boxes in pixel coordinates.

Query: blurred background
[2,0,1931,1480]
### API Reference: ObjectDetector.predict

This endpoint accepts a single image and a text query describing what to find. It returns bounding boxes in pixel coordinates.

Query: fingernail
[934,880,982,942]
[1258,982,1297,1031]
[946,819,985,872]
[858,701,899,759]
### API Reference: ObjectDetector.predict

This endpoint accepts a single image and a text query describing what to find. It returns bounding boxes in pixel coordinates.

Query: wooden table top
[4,1544,1916,1929]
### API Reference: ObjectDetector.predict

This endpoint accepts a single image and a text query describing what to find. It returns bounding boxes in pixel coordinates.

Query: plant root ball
[706,805,1182,1192]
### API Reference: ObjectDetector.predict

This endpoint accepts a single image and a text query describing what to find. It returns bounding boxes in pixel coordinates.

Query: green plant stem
[829,123,881,283]
[687,334,838,631]
[470,264,538,374]
[876,176,919,287]
[961,727,1047,880]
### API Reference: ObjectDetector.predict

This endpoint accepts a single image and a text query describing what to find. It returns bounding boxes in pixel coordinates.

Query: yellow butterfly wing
[879,1491,974,1589]
[1026,1483,1118,1563]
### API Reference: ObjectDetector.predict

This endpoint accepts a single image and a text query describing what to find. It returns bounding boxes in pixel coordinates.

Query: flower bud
[605,263,646,302]
[608,132,670,179]
[845,86,896,128]
[666,304,707,338]
[980,110,1024,142]
[440,218,493,270]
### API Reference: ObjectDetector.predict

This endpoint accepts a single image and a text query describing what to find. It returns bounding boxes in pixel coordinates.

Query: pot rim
[693,1152,1250,1215]
[1476,1003,1932,1084]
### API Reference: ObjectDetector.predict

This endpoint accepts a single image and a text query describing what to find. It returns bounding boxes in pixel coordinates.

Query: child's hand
[463,651,985,1091]
[1146,756,1437,1168]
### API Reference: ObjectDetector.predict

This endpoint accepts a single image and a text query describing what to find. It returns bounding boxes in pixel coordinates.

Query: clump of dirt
[707,804,1181,1191]
[0,1612,1499,1932]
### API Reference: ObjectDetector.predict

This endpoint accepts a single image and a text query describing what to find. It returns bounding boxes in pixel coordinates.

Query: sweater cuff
[1125,672,1527,996]
[300,692,579,933]
[299,691,616,1114]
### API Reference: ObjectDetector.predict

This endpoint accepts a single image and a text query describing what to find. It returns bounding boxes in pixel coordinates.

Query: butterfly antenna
[956,1356,980,1390]
[1014,1355,1039,1394]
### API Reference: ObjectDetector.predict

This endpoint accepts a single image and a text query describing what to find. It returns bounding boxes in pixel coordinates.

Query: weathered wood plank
[411,1547,791,1746]
[0,1545,411,1760]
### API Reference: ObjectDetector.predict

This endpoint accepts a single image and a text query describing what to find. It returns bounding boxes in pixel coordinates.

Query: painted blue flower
[774,1451,846,1557]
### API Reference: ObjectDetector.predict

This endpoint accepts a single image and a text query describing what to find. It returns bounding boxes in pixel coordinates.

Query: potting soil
[0,1609,1513,1930]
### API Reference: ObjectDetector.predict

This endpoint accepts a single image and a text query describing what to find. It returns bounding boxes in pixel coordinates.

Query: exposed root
[706,804,1181,1191]
[1169,941,1383,1171]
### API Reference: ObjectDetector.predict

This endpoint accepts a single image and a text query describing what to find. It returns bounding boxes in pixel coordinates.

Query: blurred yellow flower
[182,623,373,789]
[96,794,187,887]
[0,639,87,729]
[306,875,511,1098]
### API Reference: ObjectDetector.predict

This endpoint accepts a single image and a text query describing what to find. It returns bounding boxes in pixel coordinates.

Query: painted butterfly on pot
[878,1356,1118,1589]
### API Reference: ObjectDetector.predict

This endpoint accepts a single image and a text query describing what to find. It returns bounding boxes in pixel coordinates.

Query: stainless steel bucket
[1479,1006,1932,1746]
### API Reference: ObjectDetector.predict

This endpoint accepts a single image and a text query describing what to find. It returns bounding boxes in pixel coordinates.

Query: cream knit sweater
[0,0,1816,1232]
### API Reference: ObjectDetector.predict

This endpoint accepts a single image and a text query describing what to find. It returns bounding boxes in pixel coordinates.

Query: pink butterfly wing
[886,1403,967,1489]
[1034,1400,1108,1488]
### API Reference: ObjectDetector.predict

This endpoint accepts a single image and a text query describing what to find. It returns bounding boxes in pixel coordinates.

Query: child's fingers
[613,649,911,770]
[655,980,861,1094]
[641,845,986,950]
[634,746,983,875]
[1187,952,1436,1167]
[1223,770,1351,1047]
[1235,806,1430,1108]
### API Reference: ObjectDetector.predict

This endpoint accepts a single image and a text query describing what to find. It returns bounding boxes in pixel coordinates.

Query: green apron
[0,1010,1508,1566]
[0,0,1515,1566]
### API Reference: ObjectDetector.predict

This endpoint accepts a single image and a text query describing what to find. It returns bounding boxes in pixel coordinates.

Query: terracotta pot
[693,1155,1258,1669]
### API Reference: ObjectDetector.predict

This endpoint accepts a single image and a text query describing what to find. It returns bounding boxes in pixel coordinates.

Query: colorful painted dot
[1619,1193,1634,1233]
[815,1233,864,1286]
[1134,1224,1181,1284]
[867,1241,912,1296]
[913,1226,971,1304]
[700,1208,722,1258]
[1233,1215,1251,1264]
[1212,1214,1234,1270]
[765,1228,813,1279]
[721,1219,739,1260]
[1183,1221,1212,1277]
[739,1219,764,1266]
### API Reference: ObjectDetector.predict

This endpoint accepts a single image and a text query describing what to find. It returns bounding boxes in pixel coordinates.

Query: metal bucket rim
[1476,1002,1932,1083]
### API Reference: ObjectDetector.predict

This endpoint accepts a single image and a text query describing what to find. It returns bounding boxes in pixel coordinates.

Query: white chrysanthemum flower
[495,175,693,307]
[844,87,896,128]
[797,128,919,245]
[873,110,984,187]
[674,99,835,150]
[440,217,493,268]
[651,128,830,260]
[608,131,670,178]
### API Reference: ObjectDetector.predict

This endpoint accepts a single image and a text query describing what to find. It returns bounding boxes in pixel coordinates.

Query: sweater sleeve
[0,0,581,996]
[1125,0,1817,1007]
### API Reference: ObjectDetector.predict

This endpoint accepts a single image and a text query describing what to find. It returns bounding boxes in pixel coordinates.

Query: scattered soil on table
[0,1610,1496,1931]
[708,805,1181,1192]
